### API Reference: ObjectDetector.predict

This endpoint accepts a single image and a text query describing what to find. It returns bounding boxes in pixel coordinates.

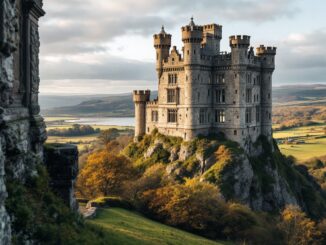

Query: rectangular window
[246,88,252,103]
[168,74,177,85]
[256,107,260,123]
[151,110,158,122]
[215,110,225,123]
[168,109,177,123]
[218,74,225,83]
[167,89,176,103]
[246,108,252,124]
[200,109,206,124]
[215,89,226,103]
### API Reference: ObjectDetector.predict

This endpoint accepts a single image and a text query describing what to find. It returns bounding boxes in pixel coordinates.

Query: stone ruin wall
[0,1,78,243]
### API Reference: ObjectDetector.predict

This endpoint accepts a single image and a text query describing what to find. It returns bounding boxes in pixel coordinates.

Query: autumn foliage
[77,150,135,198]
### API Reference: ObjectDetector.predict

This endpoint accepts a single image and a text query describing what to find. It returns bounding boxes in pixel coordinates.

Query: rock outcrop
[126,131,326,218]
[0,1,79,243]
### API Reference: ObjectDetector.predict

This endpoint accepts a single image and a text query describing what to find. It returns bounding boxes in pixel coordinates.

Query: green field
[274,123,326,162]
[87,208,230,245]
[44,116,134,150]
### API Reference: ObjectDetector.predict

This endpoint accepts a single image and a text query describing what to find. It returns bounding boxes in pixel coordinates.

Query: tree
[98,128,119,144]
[278,205,321,245]
[76,150,135,198]
[142,179,225,232]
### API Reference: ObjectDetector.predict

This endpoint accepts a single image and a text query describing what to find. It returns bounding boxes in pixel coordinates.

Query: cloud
[274,28,326,84]
[38,0,310,94]
[40,0,298,55]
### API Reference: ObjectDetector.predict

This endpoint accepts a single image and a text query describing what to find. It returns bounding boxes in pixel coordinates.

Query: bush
[88,196,133,210]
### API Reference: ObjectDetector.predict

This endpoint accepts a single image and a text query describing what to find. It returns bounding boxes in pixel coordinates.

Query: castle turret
[133,90,150,141]
[202,24,222,54]
[181,18,204,139]
[182,17,203,65]
[256,45,277,141]
[154,26,171,79]
[229,35,250,65]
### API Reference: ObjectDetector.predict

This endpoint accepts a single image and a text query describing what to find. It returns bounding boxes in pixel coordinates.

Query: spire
[189,16,195,27]
[160,25,166,34]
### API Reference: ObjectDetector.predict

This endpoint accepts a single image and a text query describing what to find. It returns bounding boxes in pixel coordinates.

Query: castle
[133,18,276,151]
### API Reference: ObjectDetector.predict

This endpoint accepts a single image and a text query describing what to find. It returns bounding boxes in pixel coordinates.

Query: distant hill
[273,84,326,104]
[41,84,326,117]
[41,92,158,117]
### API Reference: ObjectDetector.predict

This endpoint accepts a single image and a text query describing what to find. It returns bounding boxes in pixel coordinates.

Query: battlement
[229,35,251,48]
[203,24,222,39]
[256,45,277,56]
[182,26,203,42]
[133,90,151,102]
[154,34,171,48]
[147,100,158,106]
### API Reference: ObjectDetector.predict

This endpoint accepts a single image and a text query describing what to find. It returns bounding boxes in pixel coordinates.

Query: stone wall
[0,1,78,243]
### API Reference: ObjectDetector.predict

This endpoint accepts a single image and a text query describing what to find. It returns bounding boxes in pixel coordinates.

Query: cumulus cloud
[39,0,315,94]
[274,28,326,84]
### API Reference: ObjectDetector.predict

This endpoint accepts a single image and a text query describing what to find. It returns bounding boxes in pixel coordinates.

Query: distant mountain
[41,84,326,117]
[41,92,158,117]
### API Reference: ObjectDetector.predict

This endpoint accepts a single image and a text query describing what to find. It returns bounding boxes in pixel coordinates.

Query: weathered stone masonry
[134,18,276,153]
[0,1,78,243]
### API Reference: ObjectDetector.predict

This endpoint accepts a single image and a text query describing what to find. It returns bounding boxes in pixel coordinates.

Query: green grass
[88,208,230,245]
[273,123,325,139]
[273,123,326,161]
[278,137,326,162]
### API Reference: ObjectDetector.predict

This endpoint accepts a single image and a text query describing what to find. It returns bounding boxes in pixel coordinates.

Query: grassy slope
[88,208,230,245]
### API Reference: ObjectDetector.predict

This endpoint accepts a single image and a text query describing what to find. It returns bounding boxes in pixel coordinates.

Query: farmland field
[274,123,326,162]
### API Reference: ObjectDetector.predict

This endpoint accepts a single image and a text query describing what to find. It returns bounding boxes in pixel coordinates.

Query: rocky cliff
[125,130,326,218]
[0,1,79,243]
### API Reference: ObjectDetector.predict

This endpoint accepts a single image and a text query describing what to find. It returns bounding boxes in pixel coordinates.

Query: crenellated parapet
[181,25,203,43]
[133,90,151,103]
[229,35,251,48]
[256,45,277,56]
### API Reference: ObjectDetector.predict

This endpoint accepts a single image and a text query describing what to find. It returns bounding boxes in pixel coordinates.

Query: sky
[39,0,326,95]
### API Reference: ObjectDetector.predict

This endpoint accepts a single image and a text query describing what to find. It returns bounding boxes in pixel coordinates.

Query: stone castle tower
[133,18,276,151]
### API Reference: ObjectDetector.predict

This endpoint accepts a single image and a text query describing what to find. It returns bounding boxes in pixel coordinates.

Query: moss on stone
[5,164,108,244]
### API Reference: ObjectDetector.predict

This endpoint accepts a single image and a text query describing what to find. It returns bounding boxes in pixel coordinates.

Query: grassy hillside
[88,208,230,245]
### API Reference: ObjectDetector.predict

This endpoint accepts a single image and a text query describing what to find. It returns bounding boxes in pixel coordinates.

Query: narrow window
[168,109,177,123]
[215,110,225,123]
[234,130,237,136]
[200,109,207,124]
[246,108,252,124]
[256,107,260,123]
[167,89,176,103]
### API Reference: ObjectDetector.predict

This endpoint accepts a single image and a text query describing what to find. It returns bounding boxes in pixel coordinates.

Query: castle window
[200,109,207,124]
[246,88,252,103]
[168,74,177,85]
[151,110,158,122]
[218,74,225,83]
[187,50,190,55]
[168,109,177,123]
[256,107,260,122]
[234,130,237,136]
[215,110,225,123]
[246,108,252,124]
[198,92,200,102]
[167,89,177,103]
[216,89,225,103]
[156,53,159,60]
